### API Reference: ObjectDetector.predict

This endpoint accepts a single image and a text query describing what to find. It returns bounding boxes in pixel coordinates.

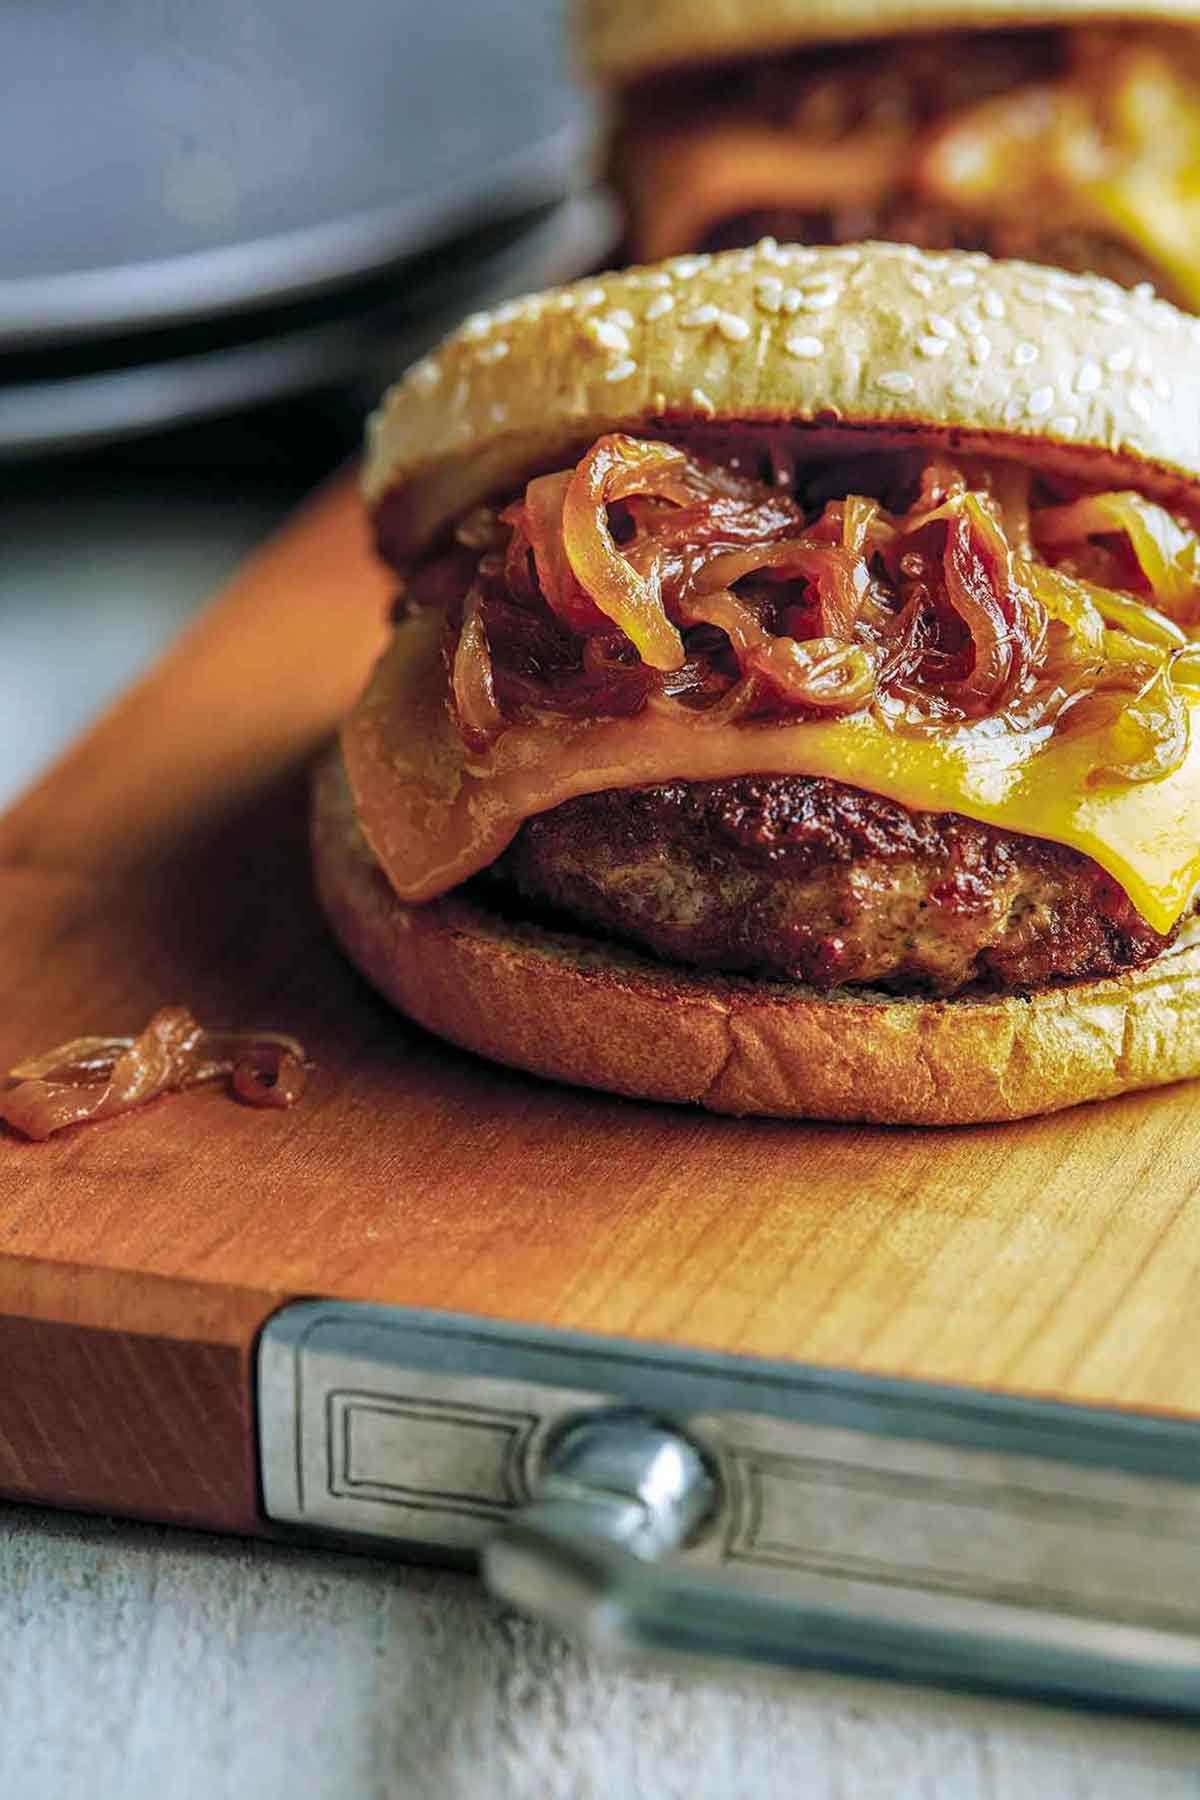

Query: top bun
[364,240,1200,561]
[576,0,1200,84]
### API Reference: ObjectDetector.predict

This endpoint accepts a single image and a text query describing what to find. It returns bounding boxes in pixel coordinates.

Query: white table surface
[6,1502,1200,1800]
[4,467,1200,1799]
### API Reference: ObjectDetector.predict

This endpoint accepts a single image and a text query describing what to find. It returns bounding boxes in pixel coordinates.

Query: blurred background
[0,0,610,805]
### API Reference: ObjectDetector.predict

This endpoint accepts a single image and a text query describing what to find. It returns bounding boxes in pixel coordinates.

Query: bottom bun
[313,750,1200,1126]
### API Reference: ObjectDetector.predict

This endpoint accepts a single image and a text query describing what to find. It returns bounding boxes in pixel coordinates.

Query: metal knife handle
[483,1409,1200,1712]
[261,1305,1200,1714]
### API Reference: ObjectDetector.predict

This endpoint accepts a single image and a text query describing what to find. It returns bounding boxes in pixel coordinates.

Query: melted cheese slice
[343,611,1200,936]
[629,126,904,263]
[634,45,1200,302]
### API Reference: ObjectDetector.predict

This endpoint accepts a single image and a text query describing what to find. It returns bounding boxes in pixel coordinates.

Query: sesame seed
[947,268,977,288]
[644,294,674,321]
[910,274,934,298]
[982,291,1006,320]
[779,288,804,314]
[671,255,710,278]
[916,335,949,358]
[754,277,784,313]
[1050,414,1079,436]
[755,236,781,259]
[1043,292,1075,315]
[785,334,823,359]
[1075,360,1102,394]
[643,272,672,290]
[797,288,839,311]
[1133,281,1156,300]
[798,271,837,291]
[476,340,509,365]
[690,386,716,416]
[1017,282,1047,304]
[579,286,607,309]
[1013,342,1039,367]
[718,311,751,342]
[877,371,916,395]
[460,313,491,341]
[680,303,719,328]
[1106,346,1133,373]
[604,359,638,383]
[609,308,634,330]
[927,314,956,339]
[969,335,992,364]
[1097,305,1127,326]
[586,317,631,354]
[489,402,508,425]
[1003,395,1025,424]
[1136,349,1154,377]
[1128,389,1152,421]
[958,306,984,335]
[652,390,667,413]
[407,358,440,391]
[1026,385,1055,418]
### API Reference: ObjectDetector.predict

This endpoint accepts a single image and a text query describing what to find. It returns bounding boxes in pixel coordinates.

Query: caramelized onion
[561,435,691,670]
[429,432,1200,790]
[1,1008,309,1141]
[884,489,1043,715]
[450,586,504,749]
[512,472,609,636]
[746,636,880,711]
[1037,491,1200,620]
[680,589,769,662]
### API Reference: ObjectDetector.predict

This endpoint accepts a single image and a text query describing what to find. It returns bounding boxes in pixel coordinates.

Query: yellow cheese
[632,36,1200,301]
[343,611,1200,935]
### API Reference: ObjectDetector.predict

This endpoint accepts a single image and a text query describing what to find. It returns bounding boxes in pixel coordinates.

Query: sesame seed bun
[340,242,1200,1126]
[364,242,1200,563]
[313,750,1200,1124]
[576,0,1200,85]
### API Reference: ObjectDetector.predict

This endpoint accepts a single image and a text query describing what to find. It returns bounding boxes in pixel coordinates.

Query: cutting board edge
[0,1249,284,1531]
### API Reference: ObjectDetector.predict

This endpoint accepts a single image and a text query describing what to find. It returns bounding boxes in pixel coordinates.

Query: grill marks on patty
[489,777,1174,997]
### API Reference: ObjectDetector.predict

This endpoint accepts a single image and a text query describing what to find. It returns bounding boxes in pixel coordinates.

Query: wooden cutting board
[4,474,1200,1540]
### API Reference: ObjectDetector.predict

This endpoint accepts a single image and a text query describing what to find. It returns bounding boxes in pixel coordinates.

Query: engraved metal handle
[483,1412,717,1642]
[261,1306,1200,1713]
[483,1408,1200,1711]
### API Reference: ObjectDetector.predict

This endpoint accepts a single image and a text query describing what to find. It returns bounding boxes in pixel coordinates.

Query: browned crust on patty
[490,776,1173,996]
[312,748,1200,1124]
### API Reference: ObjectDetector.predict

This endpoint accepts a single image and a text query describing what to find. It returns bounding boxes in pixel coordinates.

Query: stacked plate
[0,0,609,455]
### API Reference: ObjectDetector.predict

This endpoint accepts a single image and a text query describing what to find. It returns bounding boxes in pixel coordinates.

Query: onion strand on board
[440,434,1200,789]
[1,1007,308,1142]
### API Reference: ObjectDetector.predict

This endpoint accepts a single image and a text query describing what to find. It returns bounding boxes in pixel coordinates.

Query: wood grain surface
[4,475,1200,1530]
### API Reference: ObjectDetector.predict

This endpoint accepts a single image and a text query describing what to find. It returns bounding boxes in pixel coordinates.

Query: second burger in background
[581,0,1200,304]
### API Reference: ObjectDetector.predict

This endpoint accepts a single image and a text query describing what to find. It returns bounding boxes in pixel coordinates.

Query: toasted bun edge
[363,242,1200,561]
[575,0,1200,84]
[312,749,1200,1126]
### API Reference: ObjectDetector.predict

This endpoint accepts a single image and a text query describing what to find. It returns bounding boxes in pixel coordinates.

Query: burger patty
[488,777,1175,997]
[699,207,1169,301]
